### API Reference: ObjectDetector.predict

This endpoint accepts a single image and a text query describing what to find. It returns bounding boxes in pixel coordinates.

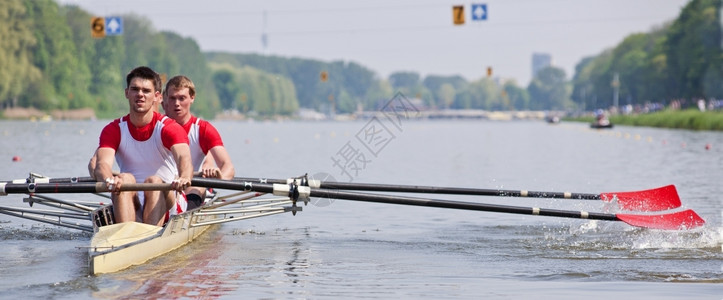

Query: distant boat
[545,116,560,124]
[590,118,613,129]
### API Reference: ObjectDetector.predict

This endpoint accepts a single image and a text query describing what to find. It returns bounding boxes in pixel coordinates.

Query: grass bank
[566,109,723,131]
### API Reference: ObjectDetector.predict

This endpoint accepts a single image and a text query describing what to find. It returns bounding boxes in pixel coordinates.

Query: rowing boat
[88,190,299,274]
[0,174,301,275]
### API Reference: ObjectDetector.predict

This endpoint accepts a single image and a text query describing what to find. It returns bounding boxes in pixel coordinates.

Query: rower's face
[125,78,160,113]
[162,86,194,123]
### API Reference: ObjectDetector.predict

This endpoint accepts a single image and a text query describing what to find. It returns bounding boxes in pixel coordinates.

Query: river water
[0,119,721,299]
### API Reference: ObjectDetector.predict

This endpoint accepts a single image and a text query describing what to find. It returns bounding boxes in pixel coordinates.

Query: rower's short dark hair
[126,66,162,93]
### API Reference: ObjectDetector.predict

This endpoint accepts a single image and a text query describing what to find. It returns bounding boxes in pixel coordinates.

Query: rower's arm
[94,147,116,183]
[87,149,99,180]
[171,143,194,183]
[207,146,235,180]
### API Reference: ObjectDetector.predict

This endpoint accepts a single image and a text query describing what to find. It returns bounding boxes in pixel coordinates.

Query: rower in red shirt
[93,66,193,226]
[162,75,235,209]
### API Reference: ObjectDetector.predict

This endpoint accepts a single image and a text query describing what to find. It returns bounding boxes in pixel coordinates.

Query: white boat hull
[86,192,297,275]
[88,208,216,275]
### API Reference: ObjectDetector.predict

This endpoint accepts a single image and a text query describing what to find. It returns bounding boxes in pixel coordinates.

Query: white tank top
[115,117,178,183]
[187,117,206,171]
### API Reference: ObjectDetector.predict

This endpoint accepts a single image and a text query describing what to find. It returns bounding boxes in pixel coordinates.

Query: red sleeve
[98,119,121,150]
[198,120,224,154]
[161,118,189,150]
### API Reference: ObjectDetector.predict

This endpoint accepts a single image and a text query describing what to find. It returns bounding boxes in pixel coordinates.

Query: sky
[59,0,691,85]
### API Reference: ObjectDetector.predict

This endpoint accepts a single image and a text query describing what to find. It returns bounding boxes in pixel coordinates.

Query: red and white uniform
[98,112,189,213]
[180,115,224,170]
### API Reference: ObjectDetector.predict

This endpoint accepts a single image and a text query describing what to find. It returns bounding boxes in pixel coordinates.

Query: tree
[0,0,41,108]
[437,83,456,109]
[664,0,722,99]
[21,0,92,110]
[212,68,240,110]
[362,79,394,110]
[527,67,570,110]
[423,75,467,108]
[388,71,420,89]
[454,78,497,109]
[161,31,220,118]
[503,81,530,110]
[224,66,299,116]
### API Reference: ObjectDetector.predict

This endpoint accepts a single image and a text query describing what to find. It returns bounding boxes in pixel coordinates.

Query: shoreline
[1,107,96,121]
[565,109,723,131]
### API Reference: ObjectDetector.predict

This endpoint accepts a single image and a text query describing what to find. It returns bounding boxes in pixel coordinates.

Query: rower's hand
[201,168,221,178]
[172,176,191,192]
[105,175,122,194]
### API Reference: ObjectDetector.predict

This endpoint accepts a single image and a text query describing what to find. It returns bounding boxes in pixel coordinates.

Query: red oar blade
[616,209,705,230]
[600,185,682,211]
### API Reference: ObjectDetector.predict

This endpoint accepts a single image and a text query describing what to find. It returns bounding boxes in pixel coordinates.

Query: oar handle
[0,182,173,195]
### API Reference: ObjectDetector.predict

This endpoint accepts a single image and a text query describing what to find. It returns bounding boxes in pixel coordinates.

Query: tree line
[571,0,722,111]
[0,0,719,119]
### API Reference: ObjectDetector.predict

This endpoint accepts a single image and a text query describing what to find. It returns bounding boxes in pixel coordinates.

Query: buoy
[12,156,21,162]
[705,143,711,150]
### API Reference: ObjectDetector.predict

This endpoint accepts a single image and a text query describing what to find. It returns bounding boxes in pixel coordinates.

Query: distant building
[531,53,552,79]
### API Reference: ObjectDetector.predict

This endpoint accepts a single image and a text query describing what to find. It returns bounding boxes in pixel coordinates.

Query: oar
[189,178,705,230]
[232,176,681,212]
[14,175,683,212]
[0,182,172,195]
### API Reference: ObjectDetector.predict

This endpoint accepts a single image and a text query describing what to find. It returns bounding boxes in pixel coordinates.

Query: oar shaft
[233,177,601,200]
[319,182,601,200]
[192,178,275,193]
[308,188,617,221]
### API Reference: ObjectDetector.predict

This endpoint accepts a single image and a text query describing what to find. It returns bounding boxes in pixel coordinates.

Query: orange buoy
[12,156,21,162]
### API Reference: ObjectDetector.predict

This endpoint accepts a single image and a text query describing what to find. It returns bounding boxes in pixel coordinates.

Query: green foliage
[572,0,722,109]
[528,67,571,110]
[454,78,498,109]
[209,64,299,116]
[159,31,220,118]
[665,0,722,99]
[21,0,91,110]
[212,68,240,110]
[503,81,530,110]
[7,0,716,118]
[389,72,421,89]
[204,52,380,113]
[422,75,467,108]
[608,109,723,131]
[0,0,42,107]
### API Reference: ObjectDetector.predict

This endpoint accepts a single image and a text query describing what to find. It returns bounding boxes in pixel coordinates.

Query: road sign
[320,71,328,82]
[472,4,487,21]
[105,16,123,35]
[91,17,105,38]
[452,6,465,25]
